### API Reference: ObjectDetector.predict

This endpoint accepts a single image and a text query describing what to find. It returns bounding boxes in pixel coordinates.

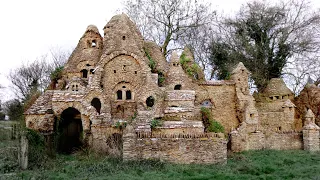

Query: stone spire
[64,25,103,74]
[102,13,145,58]
[304,109,319,130]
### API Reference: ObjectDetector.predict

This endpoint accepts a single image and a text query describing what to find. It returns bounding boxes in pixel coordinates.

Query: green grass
[1,145,320,180]
[1,127,320,180]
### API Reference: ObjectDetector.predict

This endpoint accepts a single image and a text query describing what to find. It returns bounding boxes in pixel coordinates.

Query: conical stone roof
[263,78,293,96]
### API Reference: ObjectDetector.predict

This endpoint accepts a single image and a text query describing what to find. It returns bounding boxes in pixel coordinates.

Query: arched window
[146,96,155,107]
[81,69,88,78]
[91,98,101,114]
[174,84,182,90]
[117,90,122,100]
[126,90,132,100]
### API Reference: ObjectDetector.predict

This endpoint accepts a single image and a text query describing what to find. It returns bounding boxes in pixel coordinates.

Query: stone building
[25,14,320,164]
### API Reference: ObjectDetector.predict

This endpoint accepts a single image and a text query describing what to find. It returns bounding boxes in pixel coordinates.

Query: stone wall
[123,132,227,164]
[203,84,238,133]
[265,132,303,150]
[231,131,303,152]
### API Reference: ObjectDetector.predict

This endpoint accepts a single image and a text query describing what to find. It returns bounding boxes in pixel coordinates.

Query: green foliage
[144,48,157,73]
[180,53,202,80]
[26,129,48,169]
[3,99,24,121]
[157,71,165,86]
[200,107,224,133]
[50,66,64,81]
[114,121,127,130]
[150,119,162,129]
[1,149,320,179]
[209,1,320,91]
[208,120,225,133]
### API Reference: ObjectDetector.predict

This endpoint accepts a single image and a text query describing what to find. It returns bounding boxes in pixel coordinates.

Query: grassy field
[1,124,320,179]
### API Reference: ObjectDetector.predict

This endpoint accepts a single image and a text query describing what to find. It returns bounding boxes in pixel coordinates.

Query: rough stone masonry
[25,13,320,164]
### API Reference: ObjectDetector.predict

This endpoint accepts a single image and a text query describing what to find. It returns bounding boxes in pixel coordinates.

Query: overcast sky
[0,0,319,101]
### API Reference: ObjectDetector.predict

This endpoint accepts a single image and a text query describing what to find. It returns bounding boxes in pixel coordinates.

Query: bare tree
[123,0,216,58]
[209,0,320,92]
[8,47,71,101]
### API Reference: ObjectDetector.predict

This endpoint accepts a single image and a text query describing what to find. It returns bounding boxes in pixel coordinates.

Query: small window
[122,86,126,88]
[86,64,91,67]
[174,84,182,90]
[114,70,116,73]
[91,40,96,47]
[117,90,122,100]
[146,96,155,107]
[135,71,137,74]
[81,69,88,78]
[201,100,212,107]
[122,36,126,40]
[278,126,282,131]
[250,114,254,118]
[90,69,94,74]
[275,96,279,99]
[91,98,101,114]
[126,90,132,100]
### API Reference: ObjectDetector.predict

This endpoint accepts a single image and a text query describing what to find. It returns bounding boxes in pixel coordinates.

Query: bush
[200,107,224,133]
[26,129,48,169]
[150,119,162,129]
[208,120,225,133]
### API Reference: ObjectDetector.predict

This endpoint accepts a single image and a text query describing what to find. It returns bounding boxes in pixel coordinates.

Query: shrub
[179,53,202,80]
[150,119,162,129]
[200,107,224,133]
[50,66,64,81]
[144,48,157,73]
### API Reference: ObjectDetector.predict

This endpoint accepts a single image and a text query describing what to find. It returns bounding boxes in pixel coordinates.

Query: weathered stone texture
[123,133,227,164]
[25,13,319,163]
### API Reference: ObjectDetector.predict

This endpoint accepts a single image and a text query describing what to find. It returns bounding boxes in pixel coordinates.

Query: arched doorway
[58,107,83,154]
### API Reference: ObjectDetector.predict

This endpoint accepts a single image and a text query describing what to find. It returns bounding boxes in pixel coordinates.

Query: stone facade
[25,13,320,164]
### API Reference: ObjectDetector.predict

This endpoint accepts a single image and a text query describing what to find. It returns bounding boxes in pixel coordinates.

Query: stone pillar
[19,134,28,170]
[122,125,137,161]
[303,109,320,151]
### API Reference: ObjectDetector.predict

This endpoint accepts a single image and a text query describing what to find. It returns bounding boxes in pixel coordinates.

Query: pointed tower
[230,62,250,95]
[64,25,103,78]
[102,13,145,59]
[303,109,320,151]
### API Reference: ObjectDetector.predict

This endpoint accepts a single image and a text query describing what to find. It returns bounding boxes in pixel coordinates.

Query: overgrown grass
[1,146,320,179]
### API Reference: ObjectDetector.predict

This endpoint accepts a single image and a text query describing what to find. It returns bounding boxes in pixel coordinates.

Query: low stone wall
[231,131,303,152]
[123,132,227,164]
[265,132,303,150]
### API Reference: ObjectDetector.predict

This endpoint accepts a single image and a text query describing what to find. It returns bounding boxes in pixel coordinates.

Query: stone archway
[58,107,83,154]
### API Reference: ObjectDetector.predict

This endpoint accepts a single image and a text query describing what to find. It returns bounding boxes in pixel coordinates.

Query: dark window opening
[135,71,137,74]
[126,90,132,100]
[122,36,126,40]
[146,96,155,107]
[275,96,279,99]
[100,85,103,88]
[117,90,122,100]
[91,98,101,114]
[171,105,178,107]
[90,69,94,74]
[250,114,254,118]
[86,64,90,67]
[58,107,83,154]
[114,70,116,73]
[122,86,126,88]
[81,69,88,78]
[75,85,78,91]
[174,84,182,90]
[278,126,282,131]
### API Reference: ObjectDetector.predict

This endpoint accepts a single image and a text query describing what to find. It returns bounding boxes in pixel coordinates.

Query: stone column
[122,125,137,161]
[19,134,28,170]
[303,109,320,151]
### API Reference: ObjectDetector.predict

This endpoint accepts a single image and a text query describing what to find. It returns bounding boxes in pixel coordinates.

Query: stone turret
[64,25,103,75]
[262,78,294,101]
[102,13,145,59]
[231,62,250,95]
[303,109,320,151]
